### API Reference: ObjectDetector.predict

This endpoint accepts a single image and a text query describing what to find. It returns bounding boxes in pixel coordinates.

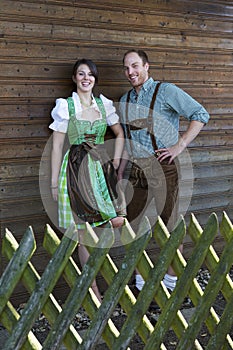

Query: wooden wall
[1,0,233,303]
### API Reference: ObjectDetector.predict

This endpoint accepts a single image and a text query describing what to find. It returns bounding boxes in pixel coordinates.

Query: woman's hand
[112,158,120,169]
[111,216,125,228]
[51,186,58,201]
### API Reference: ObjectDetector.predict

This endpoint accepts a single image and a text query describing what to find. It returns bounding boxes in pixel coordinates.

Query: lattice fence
[0,212,233,349]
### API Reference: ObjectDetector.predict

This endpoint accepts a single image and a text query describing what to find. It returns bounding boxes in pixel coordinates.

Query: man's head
[123,50,150,93]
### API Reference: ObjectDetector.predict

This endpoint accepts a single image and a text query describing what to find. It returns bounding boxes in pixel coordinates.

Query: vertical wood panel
[0,0,233,303]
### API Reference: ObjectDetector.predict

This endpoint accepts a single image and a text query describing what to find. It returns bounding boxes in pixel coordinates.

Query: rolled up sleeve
[164,83,210,124]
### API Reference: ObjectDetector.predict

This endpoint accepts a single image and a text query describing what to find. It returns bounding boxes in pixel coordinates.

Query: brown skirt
[66,142,126,225]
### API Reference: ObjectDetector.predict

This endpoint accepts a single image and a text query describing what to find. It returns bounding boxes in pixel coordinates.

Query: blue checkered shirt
[119,78,210,158]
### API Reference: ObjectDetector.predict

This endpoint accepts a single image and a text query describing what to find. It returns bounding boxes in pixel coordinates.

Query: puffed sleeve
[99,94,120,126]
[49,98,69,133]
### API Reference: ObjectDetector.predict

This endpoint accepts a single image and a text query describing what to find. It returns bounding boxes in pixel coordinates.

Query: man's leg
[159,160,180,291]
[126,169,149,291]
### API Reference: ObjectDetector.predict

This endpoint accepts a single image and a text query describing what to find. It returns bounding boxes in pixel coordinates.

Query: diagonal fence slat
[129,217,196,348]
[112,217,186,350]
[189,212,233,301]
[4,223,79,350]
[220,211,233,242]
[42,224,114,350]
[2,224,82,350]
[0,227,36,315]
[80,220,152,350]
[85,217,156,344]
[177,231,233,350]
[144,212,219,350]
[0,301,42,350]
[43,224,121,349]
[205,291,233,350]
[188,212,233,348]
[153,213,221,348]
[0,212,232,350]
[0,227,42,350]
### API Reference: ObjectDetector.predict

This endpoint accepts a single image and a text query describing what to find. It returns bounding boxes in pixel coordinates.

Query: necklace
[79,97,93,108]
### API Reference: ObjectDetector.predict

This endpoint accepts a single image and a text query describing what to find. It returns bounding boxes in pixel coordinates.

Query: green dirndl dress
[58,97,124,229]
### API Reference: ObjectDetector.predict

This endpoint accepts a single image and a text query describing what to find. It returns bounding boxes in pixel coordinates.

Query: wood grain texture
[0,0,232,303]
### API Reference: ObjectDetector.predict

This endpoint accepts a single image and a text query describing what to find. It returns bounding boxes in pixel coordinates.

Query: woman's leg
[78,243,102,302]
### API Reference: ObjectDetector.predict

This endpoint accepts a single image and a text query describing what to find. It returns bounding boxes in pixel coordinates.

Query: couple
[49,50,210,301]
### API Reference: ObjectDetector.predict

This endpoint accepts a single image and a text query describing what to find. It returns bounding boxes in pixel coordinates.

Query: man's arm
[157,120,205,164]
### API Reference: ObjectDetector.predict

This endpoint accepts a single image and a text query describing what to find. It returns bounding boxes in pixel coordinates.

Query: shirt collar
[132,77,154,97]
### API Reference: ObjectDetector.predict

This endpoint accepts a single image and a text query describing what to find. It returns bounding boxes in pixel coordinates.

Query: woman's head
[72,58,98,84]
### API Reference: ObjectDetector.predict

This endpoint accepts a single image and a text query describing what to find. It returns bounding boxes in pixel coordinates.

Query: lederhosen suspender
[125,82,162,154]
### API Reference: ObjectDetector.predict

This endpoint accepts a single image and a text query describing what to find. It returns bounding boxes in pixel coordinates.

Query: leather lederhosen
[124,82,179,228]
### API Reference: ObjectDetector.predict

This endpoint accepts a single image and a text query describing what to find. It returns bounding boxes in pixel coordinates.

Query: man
[118,49,210,292]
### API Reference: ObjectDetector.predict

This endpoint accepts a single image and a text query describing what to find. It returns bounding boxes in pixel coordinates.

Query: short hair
[72,58,98,83]
[123,49,149,65]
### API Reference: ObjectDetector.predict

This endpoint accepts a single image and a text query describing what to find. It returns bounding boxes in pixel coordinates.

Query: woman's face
[73,64,95,93]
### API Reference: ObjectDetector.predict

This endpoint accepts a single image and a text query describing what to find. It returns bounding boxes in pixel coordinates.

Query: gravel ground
[1,267,233,349]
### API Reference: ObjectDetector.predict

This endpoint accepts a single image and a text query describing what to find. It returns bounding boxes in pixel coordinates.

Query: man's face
[123,52,149,92]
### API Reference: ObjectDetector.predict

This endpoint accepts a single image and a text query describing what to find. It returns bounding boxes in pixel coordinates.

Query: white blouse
[49,92,119,133]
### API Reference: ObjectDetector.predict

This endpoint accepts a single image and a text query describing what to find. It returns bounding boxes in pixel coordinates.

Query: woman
[49,59,126,300]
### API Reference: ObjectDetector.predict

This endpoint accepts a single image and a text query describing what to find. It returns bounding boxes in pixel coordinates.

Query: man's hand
[157,140,186,164]
[157,120,205,164]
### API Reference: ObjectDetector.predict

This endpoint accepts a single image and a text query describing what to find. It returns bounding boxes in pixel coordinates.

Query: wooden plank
[177,222,233,349]
[0,82,71,99]
[2,60,233,88]
[0,83,232,106]
[144,213,218,350]
[0,139,47,158]
[2,19,233,50]
[1,0,233,35]
[0,159,41,180]
[1,179,40,199]
[0,101,53,119]
[193,161,233,179]
[0,121,50,139]
[0,227,36,314]
[181,176,233,197]
[1,214,49,236]
[1,39,233,71]
[42,225,114,350]
[1,197,46,219]
[2,225,83,350]
[112,218,183,350]
[0,0,232,309]
[181,117,233,131]
[181,192,232,213]
[80,223,152,350]
[188,147,233,163]
[4,224,79,350]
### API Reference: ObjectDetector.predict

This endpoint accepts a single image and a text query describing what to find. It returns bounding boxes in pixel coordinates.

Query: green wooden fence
[0,212,233,350]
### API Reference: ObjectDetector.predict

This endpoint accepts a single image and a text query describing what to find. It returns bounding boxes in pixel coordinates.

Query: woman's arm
[109,123,125,170]
[51,131,66,201]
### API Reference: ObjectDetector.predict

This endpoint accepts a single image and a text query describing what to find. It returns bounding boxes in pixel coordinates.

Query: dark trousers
[126,157,179,232]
